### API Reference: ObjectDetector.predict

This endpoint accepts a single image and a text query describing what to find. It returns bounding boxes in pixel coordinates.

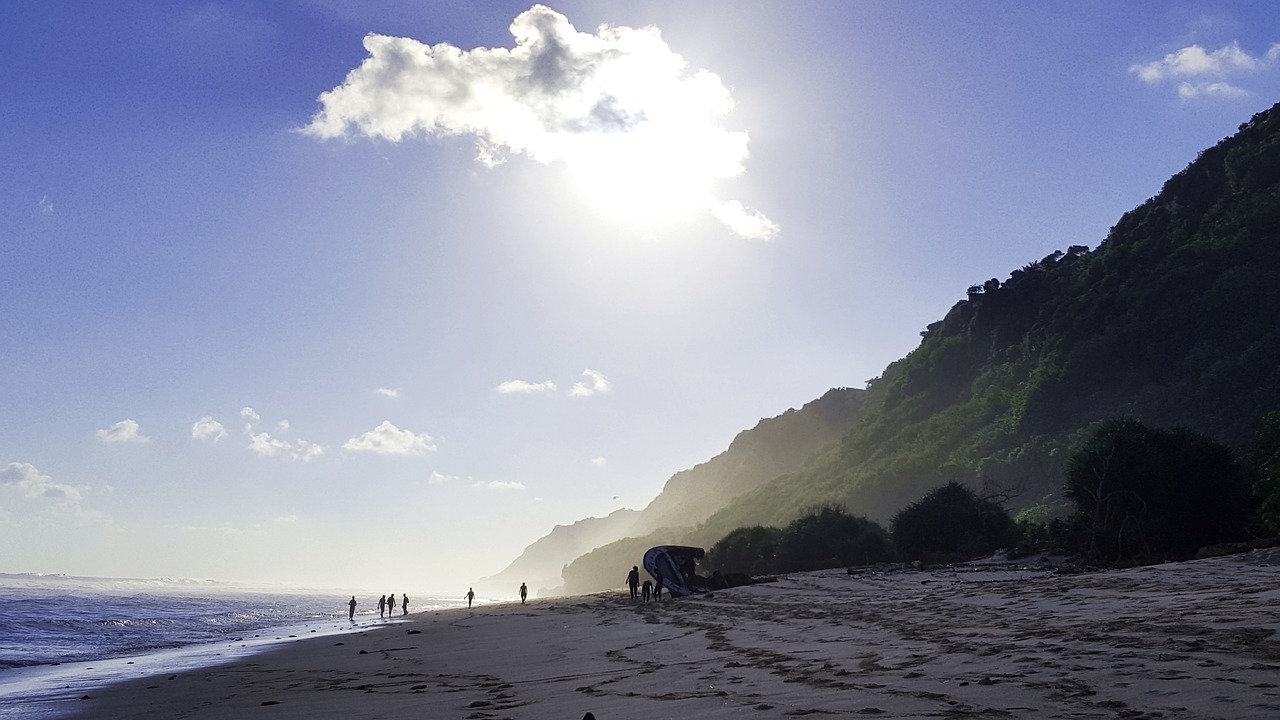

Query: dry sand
[46,550,1280,719]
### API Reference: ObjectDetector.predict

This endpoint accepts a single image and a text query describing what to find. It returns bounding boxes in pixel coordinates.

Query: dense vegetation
[552,101,1280,594]
[890,481,1014,563]
[1064,419,1252,563]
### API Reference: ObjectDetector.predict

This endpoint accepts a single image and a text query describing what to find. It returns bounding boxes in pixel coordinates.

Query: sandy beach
[40,550,1280,719]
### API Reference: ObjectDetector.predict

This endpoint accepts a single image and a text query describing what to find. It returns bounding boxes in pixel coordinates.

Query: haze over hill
[492,100,1280,596]
[476,388,867,594]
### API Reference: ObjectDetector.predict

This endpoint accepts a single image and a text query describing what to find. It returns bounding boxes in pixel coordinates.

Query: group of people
[345,593,409,620]
[625,565,663,603]
[347,581,533,620]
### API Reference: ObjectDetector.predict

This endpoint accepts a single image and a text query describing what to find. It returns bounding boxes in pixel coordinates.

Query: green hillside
[701,101,1280,540]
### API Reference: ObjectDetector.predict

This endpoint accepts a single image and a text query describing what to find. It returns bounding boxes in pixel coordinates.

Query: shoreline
[23,551,1280,719]
[0,613,409,720]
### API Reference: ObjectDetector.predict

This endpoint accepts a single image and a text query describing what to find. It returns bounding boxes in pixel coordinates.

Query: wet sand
[47,550,1280,719]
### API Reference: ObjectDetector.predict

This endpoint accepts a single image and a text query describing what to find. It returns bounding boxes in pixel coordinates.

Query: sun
[562,124,728,227]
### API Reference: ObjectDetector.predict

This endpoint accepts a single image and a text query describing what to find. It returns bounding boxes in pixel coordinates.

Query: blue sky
[3,1,1279,592]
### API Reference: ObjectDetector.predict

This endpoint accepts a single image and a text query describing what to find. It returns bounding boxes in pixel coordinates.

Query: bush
[1247,412,1280,536]
[891,481,1015,562]
[774,506,893,572]
[1064,419,1252,563]
[706,526,784,575]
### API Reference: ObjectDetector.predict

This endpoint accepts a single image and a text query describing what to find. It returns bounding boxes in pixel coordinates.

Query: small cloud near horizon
[1,462,84,509]
[375,387,400,398]
[191,417,228,442]
[343,420,436,455]
[476,480,526,491]
[1131,41,1280,99]
[248,431,324,461]
[569,368,612,397]
[96,419,149,444]
[495,379,558,395]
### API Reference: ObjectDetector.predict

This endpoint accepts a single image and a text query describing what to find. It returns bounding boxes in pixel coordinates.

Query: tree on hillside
[706,526,783,575]
[1065,419,1252,563]
[774,506,892,572]
[890,481,1014,562]
[1246,411,1280,536]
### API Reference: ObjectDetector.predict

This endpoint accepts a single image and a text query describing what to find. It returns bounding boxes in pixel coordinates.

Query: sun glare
[564,126,730,226]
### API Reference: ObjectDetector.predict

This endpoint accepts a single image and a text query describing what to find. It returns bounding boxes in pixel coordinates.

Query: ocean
[0,573,469,718]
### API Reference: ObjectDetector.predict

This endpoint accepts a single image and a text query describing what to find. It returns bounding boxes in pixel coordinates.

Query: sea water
[0,573,469,718]
[0,573,387,669]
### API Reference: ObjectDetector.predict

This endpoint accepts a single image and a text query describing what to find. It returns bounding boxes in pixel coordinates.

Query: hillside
[499,100,1280,595]
[701,100,1280,539]
[476,388,867,595]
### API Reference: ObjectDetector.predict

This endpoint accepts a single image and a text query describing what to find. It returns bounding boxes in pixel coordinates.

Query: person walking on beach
[519,582,528,604]
[655,576,664,601]
[626,565,640,599]
[641,579,652,603]
[402,594,409,615]
[348,595,357,620]
[466,587,475,608]
[378,594,386,618]
[388,593,396,618]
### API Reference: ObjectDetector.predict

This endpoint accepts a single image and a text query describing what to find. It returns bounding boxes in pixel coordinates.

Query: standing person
[519,582,528,604]
[641,579,652,603]
[654,576,664,601]
[378,595,386,618]
[348,595,358,620]
[402,594,409,615]
[466,587,475,609]
[388,593,396,618]
[626,565,640,599]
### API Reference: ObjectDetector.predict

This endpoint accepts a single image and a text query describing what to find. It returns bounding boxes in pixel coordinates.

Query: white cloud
[191,417,228,442]
[1131,41,1280,98]
[495,379,558,395]
[248,431,323,461]
[569,368,612,397]
[241,407,260,422]
[1177,81,1249,99]
[707,198,780,240]
[478,480,526,491]
[375,387,400,398]
[96,419,149,444]
[428,471,464,485]
[0,462,83,507]
[343,420,436,455]
[590,456,607,466]
[277,419,290,433]
[302,4,776,239]
[39,195,54,215]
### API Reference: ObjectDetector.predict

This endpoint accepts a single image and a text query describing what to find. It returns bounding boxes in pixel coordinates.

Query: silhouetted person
[348,596,357,620]
[641,579,652,603]
[388,593,396,617]
[402,594,409,615]
[626,566,640,599]
[519,582,528,604]
[378,594,386,617]
[466,587,475,608]
[655,576,664,601]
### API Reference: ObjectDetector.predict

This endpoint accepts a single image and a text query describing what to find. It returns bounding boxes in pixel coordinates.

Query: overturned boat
[643,545,706,597]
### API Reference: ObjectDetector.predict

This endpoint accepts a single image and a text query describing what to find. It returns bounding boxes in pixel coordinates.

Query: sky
[3,1,1280,594]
